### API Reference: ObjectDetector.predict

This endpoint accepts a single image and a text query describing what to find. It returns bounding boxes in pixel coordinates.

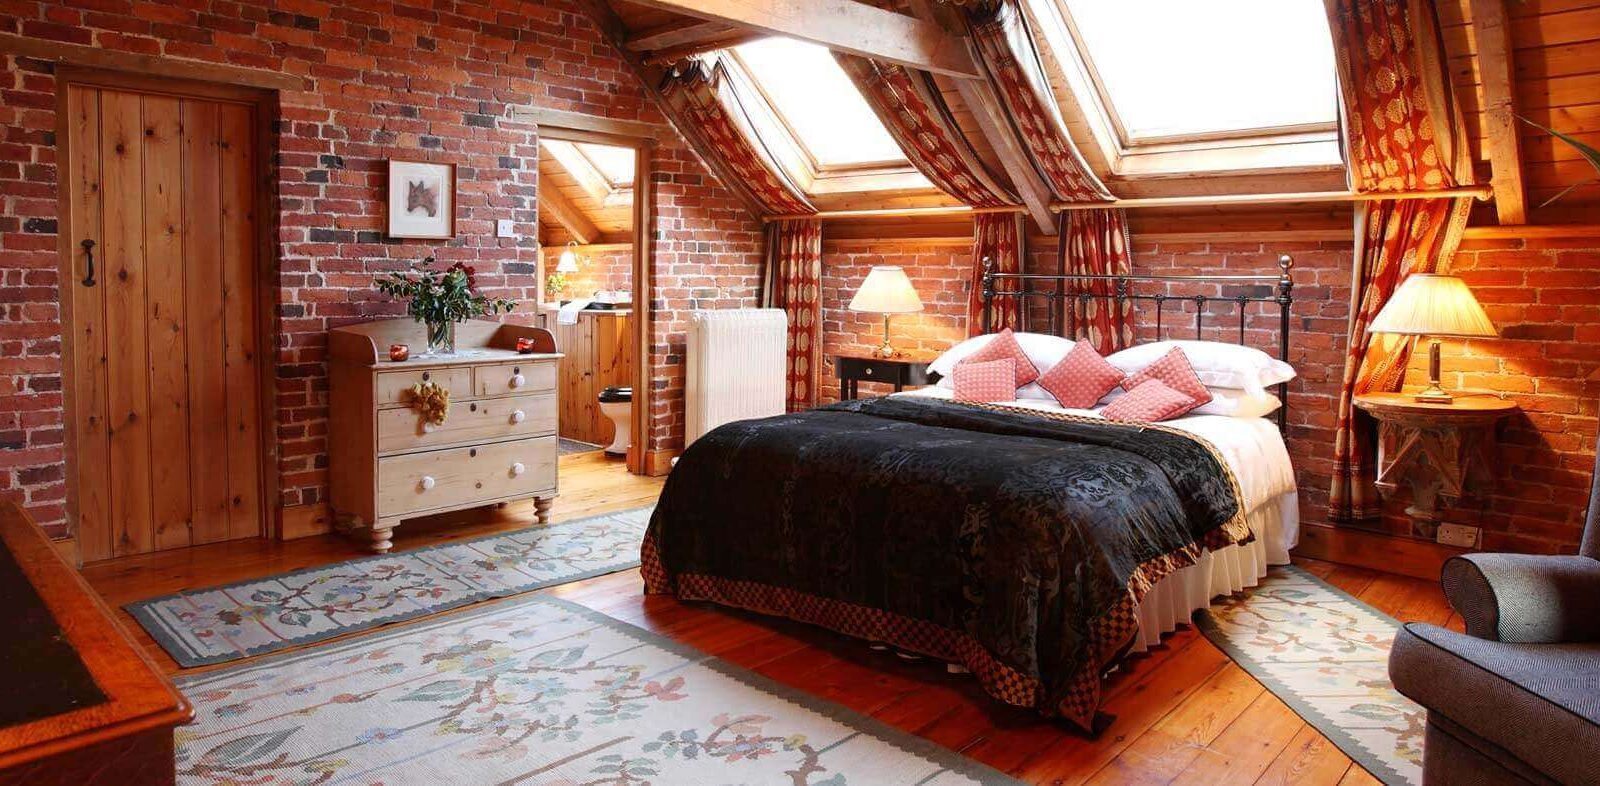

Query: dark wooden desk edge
[0,504,192,771]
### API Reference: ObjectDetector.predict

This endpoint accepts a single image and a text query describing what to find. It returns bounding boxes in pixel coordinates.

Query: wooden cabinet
[328,319,562,553]
[0,503,191,785]
[544,307,633,446]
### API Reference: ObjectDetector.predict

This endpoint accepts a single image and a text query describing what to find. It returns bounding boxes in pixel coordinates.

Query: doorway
[58,71,274,561]
[535,124,653,477]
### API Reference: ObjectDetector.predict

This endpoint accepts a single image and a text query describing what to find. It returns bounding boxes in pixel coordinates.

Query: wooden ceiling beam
[1470,0,1528,225]
[642,30,771,65]
[538,183,601,244]
[625,18,736,53]
[570,0,768,219]
[615,0,981,79]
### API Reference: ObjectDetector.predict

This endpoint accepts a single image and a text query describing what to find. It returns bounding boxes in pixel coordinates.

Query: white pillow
[1192,387,1282,418]
[929,332,1076,401]
[1107,340,1294,395]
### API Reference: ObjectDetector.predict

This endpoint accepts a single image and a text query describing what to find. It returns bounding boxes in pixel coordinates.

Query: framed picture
[386,160,456,239]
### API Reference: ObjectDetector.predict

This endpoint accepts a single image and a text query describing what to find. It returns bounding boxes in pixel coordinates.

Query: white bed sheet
[888,387,1299,650]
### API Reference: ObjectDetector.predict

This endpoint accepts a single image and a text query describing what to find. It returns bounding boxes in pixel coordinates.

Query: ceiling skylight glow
[732,38,908,167]
[1061,0,1337,141]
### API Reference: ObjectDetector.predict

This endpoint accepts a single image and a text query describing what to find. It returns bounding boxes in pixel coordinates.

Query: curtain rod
[762,185,1494,222]
[1050,185,1494,211]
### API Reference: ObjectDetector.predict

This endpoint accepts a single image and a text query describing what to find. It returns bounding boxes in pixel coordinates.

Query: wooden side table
[836,356,930,400]
[1353,392,1519,538]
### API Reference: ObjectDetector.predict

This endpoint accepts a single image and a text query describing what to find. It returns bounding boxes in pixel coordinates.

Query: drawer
[473,360,556,398]
[375,366,472,408]
[378,436,556,517]
[377,392,556,454]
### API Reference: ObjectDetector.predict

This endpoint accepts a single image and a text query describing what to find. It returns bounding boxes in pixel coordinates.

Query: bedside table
[1353,392,1519,539]
[836,356,930,400]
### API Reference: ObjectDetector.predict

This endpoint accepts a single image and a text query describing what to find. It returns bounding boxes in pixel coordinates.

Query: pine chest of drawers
[328,318,562,553]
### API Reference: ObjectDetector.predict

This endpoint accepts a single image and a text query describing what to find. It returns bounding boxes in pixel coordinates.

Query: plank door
[65,83,264,561]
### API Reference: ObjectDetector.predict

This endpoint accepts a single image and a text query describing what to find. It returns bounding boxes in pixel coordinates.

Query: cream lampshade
[848,265,923,358]
[1367,274,1497,404]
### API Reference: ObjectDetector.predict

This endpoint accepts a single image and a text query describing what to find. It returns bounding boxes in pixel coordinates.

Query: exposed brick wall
[815,231,1600,555]
[542,244,633,299]
[0,0,761,537]
[818,238,971,402]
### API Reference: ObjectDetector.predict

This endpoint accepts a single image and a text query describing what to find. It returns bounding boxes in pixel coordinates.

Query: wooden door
[63,81,264,561]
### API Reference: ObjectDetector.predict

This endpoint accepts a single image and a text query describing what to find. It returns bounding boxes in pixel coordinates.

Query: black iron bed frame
[979,254,1295,429]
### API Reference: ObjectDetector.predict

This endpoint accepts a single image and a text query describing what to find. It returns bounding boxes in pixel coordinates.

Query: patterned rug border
[1196,564,1410,786]
[175,593,1025,786]
[128,506,652,668]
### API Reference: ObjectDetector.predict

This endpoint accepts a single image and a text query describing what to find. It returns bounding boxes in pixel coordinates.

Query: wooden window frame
[53,65,283,552]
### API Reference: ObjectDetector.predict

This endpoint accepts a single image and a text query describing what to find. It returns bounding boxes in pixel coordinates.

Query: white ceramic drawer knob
[511,462,526,476]
[509,373,525,389]
[420,475,436,491]
[510,409,525,424]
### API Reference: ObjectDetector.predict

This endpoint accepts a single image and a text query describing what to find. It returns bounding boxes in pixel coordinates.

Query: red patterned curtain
[660,60,815,216]
[763,219,823,411]
[834,52,1026,337]
[1326,0,1475,521]
[1059,209,1134,353]
[969,212,1024,336]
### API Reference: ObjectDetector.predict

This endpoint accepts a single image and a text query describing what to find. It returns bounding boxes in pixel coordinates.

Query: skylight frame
[539,138,635,208]
[1049,0,1340,150]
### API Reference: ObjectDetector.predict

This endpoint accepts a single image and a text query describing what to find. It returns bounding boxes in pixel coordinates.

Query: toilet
[598,386,632,456]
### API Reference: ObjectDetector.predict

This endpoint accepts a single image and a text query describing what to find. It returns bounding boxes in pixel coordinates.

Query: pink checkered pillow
[962,328,1039,388]
[1121,347,1213,407]
[1102,379,1201,422]
[1037,339,1125,409]
[952,358,1018,403]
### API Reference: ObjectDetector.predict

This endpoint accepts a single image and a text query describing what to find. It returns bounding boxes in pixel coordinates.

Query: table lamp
[848,265,923,358]
[1367,273,1497,404]
[549,241,581,300]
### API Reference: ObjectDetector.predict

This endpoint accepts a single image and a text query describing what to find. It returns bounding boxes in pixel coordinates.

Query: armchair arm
[1441,553,1600,643]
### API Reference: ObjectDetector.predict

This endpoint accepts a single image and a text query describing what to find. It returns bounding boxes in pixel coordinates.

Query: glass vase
[424,320,456,356]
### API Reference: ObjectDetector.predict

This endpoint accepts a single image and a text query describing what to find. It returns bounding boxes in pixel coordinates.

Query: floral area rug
[129,507,652,668]
[1196,565,1424,786]
[173,595,1019,785]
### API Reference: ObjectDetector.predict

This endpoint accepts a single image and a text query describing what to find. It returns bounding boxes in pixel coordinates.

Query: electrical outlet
[1437,523,1481,548]
[496,219,516,238]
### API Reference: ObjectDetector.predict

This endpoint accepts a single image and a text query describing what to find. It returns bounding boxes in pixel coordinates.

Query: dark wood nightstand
[1353,392,1519,539]
[836,356,931,400]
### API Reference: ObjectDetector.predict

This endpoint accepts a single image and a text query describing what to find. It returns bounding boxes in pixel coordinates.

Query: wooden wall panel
[100,90,153,558]
[218,103,263,542]
[181,101,231,546]
[65,86,110,563]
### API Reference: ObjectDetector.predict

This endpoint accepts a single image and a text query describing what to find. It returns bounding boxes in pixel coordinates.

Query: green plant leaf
[1518,116,1600,207]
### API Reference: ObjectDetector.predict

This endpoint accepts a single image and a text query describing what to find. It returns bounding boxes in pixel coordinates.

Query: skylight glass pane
[576,143,634,186]
[733,38,907,167]
[1062,0,1336,141]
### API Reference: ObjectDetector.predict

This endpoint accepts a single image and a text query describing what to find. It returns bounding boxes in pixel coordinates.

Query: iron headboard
[980,254,1295,429]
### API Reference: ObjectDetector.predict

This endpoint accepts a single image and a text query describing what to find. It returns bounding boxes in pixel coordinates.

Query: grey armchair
[1388,438,1600,786]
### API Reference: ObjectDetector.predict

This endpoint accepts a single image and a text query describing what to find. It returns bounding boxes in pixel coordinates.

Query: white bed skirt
[1127,491,1298,653]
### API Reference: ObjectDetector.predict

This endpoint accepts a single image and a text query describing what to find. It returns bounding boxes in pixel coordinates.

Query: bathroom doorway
[536,129,644,479]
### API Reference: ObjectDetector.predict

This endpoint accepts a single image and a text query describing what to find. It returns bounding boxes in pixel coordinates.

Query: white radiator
[685,308,787,447]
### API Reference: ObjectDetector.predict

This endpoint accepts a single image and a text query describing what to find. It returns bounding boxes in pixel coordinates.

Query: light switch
[496,219,516,238]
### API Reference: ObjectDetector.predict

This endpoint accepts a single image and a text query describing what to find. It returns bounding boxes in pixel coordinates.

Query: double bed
[643,259,1299,732]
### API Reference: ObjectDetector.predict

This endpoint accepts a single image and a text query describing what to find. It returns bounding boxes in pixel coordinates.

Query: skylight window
[731,38,907,168]
[1059,0,1337,143]
[576,143,634,187]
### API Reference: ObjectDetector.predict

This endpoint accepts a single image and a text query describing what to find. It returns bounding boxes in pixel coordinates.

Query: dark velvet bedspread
[643,396,1247,730]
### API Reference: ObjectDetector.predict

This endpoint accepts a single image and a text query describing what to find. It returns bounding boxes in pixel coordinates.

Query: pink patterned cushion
[1121,347,1213,407]
[1102,379,1201,422]
[962,328,1039,388]
[1037,339,1125,409]
[952,358,1018,403]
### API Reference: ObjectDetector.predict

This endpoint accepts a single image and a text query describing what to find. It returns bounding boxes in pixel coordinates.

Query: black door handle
[80,239,96,287]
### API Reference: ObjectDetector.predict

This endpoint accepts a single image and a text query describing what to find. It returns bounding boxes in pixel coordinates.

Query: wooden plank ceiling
[588,0,1600,232]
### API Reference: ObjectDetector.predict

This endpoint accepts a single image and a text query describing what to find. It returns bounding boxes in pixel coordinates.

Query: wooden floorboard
[79,452,1441,785]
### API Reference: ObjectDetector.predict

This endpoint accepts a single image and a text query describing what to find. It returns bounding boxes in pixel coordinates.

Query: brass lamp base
[1410,339,1454,404]
[871,314,900,358]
